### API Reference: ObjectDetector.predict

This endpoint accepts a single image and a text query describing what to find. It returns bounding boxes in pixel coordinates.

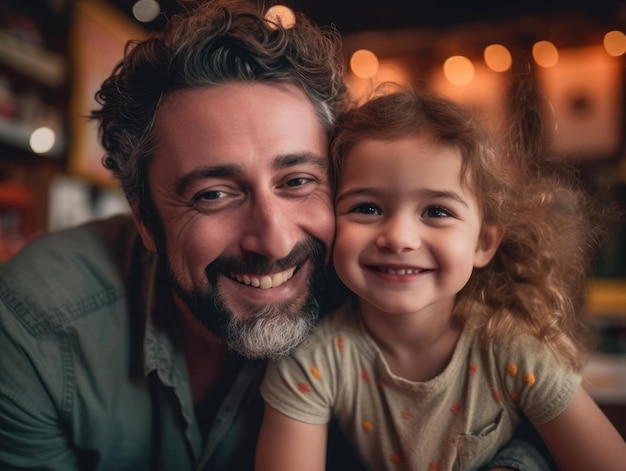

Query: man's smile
[230,266,297,289]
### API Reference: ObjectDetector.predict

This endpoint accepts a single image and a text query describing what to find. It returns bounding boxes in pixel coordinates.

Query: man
[0,1,551,469]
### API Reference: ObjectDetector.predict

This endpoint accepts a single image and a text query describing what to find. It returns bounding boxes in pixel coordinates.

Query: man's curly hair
[91,0,348,217]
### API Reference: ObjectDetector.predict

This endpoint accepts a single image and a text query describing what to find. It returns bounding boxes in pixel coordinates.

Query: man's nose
[240,192,298,260]
[375,214,421,253]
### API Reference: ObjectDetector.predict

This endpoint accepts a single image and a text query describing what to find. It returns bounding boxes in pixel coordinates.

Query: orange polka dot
[468,364,478,376]
[297,382,311,393]
[524,373,536,386]
[450,403,461,414]
[510,392,520,403]
[310,365,321,379]
[390,453,402,463]
[506,364,518,376]
[492,388,502,402]
[429,462,438,471]
[361,369,370,382]
[337,336,344,352]
[362,420,374,432]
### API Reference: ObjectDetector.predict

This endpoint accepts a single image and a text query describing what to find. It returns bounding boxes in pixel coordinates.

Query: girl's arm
[255,404,328,471]
[534,386,626,470]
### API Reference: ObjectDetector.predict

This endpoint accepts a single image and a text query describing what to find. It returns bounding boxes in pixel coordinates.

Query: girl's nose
[375,215,421,253]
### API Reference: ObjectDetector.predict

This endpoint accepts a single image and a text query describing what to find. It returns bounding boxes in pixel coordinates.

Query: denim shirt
[0,216,267,470]
[0,216,551,471]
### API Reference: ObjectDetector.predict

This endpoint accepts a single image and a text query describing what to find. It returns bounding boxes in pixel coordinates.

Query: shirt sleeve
[494,333,582,425]
[260,318,342,426]
[0,306,78,470]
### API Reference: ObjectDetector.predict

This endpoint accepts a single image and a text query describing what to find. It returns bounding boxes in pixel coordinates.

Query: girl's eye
[423,206,450,218]
[350,203,380,215]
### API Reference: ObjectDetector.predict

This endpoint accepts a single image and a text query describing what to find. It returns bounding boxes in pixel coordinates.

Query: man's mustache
[204,238,326,284]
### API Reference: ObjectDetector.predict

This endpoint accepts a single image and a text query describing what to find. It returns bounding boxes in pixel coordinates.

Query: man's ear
[130,201,157,252]
[474,224,504,268]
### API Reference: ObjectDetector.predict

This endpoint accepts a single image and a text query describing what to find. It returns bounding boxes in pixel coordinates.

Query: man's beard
[166,238,327,360]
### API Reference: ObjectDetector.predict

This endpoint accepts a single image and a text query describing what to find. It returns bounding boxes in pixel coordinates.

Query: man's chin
[224,309,315,360]
[182,287,319,359]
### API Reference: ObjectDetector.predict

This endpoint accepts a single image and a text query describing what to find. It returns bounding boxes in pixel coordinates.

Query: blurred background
[0,0,625,431]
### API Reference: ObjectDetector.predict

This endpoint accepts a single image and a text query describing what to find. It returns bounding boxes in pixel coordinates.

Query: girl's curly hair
[331,82,607,371]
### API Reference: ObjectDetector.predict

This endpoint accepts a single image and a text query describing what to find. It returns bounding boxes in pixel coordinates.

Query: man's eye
[350,203,380,215]
[195,190,226,201]
[284,177,311,187]
[423,206,450,218]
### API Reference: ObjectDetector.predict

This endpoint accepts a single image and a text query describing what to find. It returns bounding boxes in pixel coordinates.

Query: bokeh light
[132,0,160,23]
[350,49,380,79]
[532,40,559,67]
[484,44,512,72]
[604,30,626,57]
[264,5,296,29]
[29,127,56,154]
[443,56,475,85]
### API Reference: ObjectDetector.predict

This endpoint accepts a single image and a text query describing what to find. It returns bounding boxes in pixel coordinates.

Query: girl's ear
[130,202,157,252]
[474,224,504,268]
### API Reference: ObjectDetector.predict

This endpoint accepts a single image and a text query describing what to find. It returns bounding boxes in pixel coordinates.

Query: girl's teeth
[380,267,418,275]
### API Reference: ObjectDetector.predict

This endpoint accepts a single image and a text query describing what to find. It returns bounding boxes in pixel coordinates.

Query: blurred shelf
[0,29,66,87]
[586,279,626,318]
[584,351,626,405]
[0,117,64,157]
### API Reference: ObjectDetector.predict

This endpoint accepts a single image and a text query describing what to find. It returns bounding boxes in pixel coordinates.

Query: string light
[264,5,296,29]
[604,30,626,56]
[443,55,474,85]
[350,49,379,79]
[484,44,512,72]
[532,40,559,67]
[132,0,160,23]
[29,127,55,155]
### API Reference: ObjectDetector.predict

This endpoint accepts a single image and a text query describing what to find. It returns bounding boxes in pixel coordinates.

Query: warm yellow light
[29,127,55,154]
[350,49,379,80]
[484,44,512,72]
[532,40,559,68]
[443,56,475,85]
[264,5,296,29]
[604,30,626,56]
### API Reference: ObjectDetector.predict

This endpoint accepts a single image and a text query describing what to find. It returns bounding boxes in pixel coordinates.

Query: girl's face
[333,135,500,319]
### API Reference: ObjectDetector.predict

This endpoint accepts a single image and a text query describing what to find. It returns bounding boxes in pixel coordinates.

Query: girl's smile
[333,135,495,319]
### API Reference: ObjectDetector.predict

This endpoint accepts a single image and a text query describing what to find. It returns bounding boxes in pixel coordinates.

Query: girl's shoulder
[313,301,362,337]
[291,301,370,365]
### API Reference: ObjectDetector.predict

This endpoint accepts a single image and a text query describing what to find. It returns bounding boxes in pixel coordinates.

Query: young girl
[256,88,626,470]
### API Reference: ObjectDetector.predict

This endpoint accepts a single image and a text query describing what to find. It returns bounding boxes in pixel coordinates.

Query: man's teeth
[378,267,421,275]
[232,267,296,289]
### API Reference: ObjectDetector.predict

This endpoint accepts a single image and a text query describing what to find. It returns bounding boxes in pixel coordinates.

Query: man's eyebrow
[273,152,328,171]
[176,164,242,196]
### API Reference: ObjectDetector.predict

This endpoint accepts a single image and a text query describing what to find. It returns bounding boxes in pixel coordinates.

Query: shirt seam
[0,276,124,337]
[59,330,75,425]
